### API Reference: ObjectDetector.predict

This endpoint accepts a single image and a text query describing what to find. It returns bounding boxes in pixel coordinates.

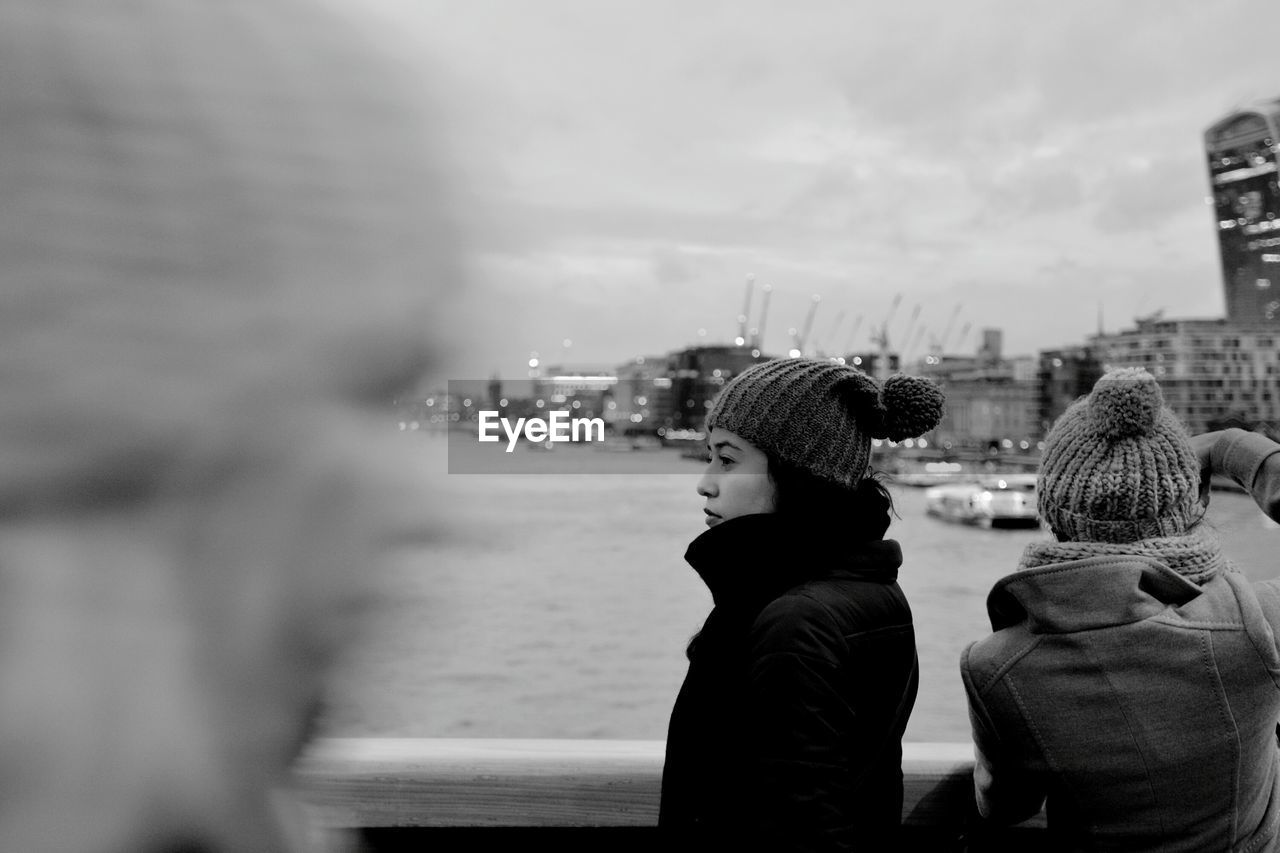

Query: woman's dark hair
[766,455,896,540]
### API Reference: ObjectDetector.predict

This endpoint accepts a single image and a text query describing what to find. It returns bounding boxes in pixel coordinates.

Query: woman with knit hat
[658,357,945,852]
[961,367,1280,851]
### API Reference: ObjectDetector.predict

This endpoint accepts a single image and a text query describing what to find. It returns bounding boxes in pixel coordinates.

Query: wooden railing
[292,739,1045,850]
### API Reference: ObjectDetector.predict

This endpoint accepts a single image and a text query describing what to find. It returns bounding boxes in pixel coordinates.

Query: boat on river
[924,474,1041,529]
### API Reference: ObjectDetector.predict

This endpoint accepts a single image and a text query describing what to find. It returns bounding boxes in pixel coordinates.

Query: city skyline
[357,0,1280,379]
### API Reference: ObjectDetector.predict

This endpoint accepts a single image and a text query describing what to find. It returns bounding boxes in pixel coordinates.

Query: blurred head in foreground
[0,1,462,850]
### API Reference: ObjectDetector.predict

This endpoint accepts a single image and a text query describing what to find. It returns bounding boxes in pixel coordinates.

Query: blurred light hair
[0,2,466,851]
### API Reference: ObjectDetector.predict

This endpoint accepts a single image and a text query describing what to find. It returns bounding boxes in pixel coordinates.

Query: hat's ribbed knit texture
[1038,367,1204,543]
[705,358,944,487]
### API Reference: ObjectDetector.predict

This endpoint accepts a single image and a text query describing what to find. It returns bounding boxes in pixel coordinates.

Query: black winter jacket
[659,513,918,852]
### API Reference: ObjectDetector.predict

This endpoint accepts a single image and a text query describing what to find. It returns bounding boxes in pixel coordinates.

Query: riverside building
[1091,316,1280,435]
[1037,346,1104,436]
[611,354,674,435]
[667,344,771,433]
[915,329,1040,453]
[530,365,617,421]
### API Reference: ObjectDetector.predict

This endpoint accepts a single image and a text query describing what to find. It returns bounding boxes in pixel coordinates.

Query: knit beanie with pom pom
[704,357,945,488]
[1038,367,1205,543]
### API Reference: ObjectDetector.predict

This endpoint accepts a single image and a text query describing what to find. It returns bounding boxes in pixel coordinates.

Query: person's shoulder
[749,587,845,658]
[751,576,911,657]
[765,573,895,622]
[1167,571,1250,622]
[756,585,838,629]
[962,625,1040,692]
[1211,571,1280,627]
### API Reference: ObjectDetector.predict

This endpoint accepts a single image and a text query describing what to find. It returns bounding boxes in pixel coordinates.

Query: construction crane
[870,294,902,350]
[791,294,821,356]
[904,325,927,363]
[869,294,902,380]
[899,304,922,360]
[814,310,845,359]
[842,314,864,353]
[937,304,962,353]
[750,283,772,351]
[736,274,755,346]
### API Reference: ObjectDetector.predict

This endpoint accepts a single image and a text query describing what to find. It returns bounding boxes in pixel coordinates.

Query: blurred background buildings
[402,95,1280,463]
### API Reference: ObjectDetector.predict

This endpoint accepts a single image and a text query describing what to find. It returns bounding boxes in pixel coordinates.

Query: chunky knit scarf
[1018,524,1233,586]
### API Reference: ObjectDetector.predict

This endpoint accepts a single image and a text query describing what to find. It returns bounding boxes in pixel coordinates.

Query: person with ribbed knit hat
[658,357,945,852]
[961,368,1280,852]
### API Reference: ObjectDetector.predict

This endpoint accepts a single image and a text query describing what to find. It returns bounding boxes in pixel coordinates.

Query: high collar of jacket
[684,513,903,609]
[987,554,1206,634]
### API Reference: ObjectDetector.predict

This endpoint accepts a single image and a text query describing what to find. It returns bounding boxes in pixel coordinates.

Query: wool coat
[961,429,1280,852]
[659,513,918,853]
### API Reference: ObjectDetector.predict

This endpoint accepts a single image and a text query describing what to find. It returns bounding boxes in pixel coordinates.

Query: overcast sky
[359,0,1280,378]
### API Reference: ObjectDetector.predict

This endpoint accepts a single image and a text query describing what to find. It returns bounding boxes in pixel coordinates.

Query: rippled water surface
[320,434,1280,742]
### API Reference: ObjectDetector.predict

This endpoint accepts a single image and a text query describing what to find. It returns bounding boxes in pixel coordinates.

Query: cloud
[351,0,1280,376]
[1093,156,1210,233]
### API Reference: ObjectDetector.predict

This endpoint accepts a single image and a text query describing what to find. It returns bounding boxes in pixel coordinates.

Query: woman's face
[696,427,777,527]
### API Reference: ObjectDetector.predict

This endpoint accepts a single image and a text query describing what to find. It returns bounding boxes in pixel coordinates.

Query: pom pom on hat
[1037,367,1203,543]
[880,374,947,441]
[705,358,945,487]
[1088,367,1163,440]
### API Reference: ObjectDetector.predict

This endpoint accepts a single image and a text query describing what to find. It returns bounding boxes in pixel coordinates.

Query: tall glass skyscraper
[1205,98,1280,324]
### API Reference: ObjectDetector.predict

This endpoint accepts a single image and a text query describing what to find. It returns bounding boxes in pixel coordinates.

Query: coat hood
[986,555,1205,634]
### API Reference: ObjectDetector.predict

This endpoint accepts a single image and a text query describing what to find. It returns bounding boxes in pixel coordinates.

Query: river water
[319,433,1280,743]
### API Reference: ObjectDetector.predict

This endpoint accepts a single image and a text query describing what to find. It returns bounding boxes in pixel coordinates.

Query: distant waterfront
[319,434,1280,743]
